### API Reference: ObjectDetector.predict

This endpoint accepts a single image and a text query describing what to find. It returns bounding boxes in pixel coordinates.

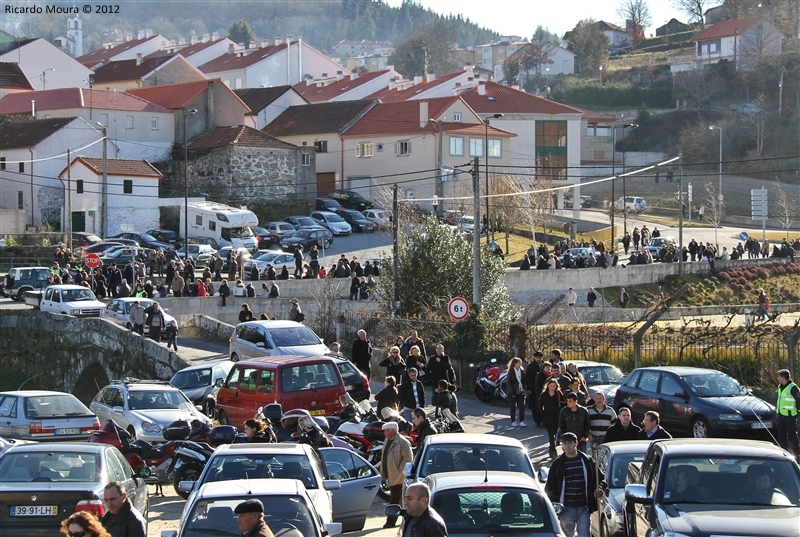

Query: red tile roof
[0,88,173,114]
[293,70,390,103]
[461,81,583,115]
[68,157,163,178]
[198,42,293,73]
[264,100,375,136]
[147,38,229,60]
[693,18,771,41]
[342,96,464,137]
[91,55,177,83]
[0,117,78,150]
[365,70,466,102]
[76,36,163,67]
[126,79,211,109]
[234,86,302,115]
[442,122,517,137]
[0,62,33,90]
[188,125,298,150]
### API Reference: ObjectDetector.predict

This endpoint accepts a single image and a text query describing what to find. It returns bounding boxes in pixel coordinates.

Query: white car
[361,208,392,229]
[229,320,329,361]
[615,196,647,212]
[90,380,211,443]
[165,478,342,537]
[244,252,296,277]
[38,285,106,317]
[310,211,352,235]
[175,244,217,267]
[101,297,177,339]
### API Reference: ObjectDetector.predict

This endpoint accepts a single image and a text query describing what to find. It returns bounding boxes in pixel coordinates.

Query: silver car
[229,320,330,362]
[310,211,352,235]
[0,391,99,442]
[90,380,211,443]
[592,441,650,537]
[101,297,178,339]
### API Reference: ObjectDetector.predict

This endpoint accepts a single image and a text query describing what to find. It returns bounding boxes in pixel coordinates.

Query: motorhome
[180,202,258,250]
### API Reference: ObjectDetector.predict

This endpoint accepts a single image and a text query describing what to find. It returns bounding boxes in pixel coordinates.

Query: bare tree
[774,179,798,233]
[674,67,725,109]
[489,175,526,253]
[522,175,556,244]
[671,0,712,24]
[702,181,724,249]
[617,0,652,44]
[738,19,784,72]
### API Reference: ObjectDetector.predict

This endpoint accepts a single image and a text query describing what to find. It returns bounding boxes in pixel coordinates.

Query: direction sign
[448,297,470,320]
[751,188,768,221]
[85,253,101,269]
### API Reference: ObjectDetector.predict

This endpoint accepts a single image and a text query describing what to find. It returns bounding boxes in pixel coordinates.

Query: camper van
[180,201,258,250]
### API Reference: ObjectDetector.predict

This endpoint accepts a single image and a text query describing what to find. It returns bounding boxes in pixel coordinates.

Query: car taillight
[83,418,101,432]
[362,377,370,390]
[74,499,105,517]
[29,422,54,435]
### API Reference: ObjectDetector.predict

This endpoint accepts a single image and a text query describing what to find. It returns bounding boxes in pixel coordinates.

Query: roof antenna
[484,452,489,483]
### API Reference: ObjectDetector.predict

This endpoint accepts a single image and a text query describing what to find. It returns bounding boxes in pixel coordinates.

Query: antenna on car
[750,408,778,445]
[17,372,43,390]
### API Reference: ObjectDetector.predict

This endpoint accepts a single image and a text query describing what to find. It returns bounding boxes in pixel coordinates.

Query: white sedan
[362,208,392,229]
[244,252,296,278]
[101,297,177,339]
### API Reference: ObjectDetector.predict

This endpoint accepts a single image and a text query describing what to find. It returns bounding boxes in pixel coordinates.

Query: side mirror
[539,466,549,483]
[324,523,343,537]
[256,342,265,348]
[195,405,203,412]
[385,505,404,517]
[137,466,152,478]
[403,462,413,477]
[552,502,564,515]
[112,406,124,414]
[215,378,224,387]
[322,479,341,491]
[624,484,653,505]
[178,480,194,493]
[161,532,178,537]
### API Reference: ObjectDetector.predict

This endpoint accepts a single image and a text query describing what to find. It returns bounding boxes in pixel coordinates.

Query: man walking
[145,301,166,342]
[558,393,591,452]
[351,329,374,380]
[587,392,616,454]
[401,483,447,537]
[777,369,800,462]
[380,422,413,529]
[398,368,425,422]
[544,433,598,537]
[586,288,597,308]
[602,407,641,443]
[525,351,544,426]
[100,481,146,537]
[129,300,146,336]
[638,411,672,440]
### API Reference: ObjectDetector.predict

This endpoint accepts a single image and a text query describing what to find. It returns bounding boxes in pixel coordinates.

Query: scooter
[471,358,508,404]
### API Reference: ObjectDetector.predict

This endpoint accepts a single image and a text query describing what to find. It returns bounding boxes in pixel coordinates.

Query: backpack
[765,297,770,309]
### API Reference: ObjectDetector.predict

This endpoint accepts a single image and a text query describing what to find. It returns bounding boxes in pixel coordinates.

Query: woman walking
[505,357,527,427]
[539,378,565,459]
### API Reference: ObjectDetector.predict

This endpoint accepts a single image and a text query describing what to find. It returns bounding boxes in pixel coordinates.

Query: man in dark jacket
[602,407,641,443]
[411,408,438,446]
[638,411,672,440]
[100,481,146,537]
[233,499,274,537]
[544,433,598,537]
[558,393,591,452]
[398,368,425,422]
[401,483,447,537]
[427,344,453,387]
[351,329,373,380]
[108,263,123,298]
[144,302,166,342]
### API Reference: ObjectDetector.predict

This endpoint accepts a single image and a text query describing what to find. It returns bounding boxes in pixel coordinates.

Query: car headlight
[70,309,81,315]
[719,413,742,421]
[141,422,162,433]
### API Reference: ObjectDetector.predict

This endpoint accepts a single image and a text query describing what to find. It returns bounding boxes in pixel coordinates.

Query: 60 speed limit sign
[448,297,470,320]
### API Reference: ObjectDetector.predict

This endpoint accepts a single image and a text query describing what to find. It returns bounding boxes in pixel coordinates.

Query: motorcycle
[471,358,508,404]
[327,394,379,436]
[254,405,355,451]
[334,397,381,454]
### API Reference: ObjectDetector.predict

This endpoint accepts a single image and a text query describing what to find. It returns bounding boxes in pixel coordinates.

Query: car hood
[660,504,799,535]
[276,344,331,355]
[700,395,775,415]
[130,408,207,427]
[590,384,620,400]
[62,300,106,309]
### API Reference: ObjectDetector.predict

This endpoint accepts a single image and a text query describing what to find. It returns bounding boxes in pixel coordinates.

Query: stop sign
[85,253,101,269]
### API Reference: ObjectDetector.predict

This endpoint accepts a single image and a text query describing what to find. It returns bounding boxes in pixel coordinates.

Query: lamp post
[184,108,198,260]
[709,124,723,250]
[429,118,444,210]
[545,67,550,90]
[431,194,439,219]
[484,113,503,243]
[599,65,603,84]
[621,123,638,234]
[41,68,54,90]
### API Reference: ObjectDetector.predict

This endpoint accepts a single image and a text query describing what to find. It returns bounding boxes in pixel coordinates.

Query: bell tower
[66,7,83,57]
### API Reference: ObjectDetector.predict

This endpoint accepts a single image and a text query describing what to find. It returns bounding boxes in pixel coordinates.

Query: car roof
[654,438,789,458]
[312,211,337,216]
[240,320,305,329]
[427,471,541,492]
[426,433,525,448]
[0,390,76,397]
[10,266,51,270]
[234,355,335,367]
[215,442,310,455]
[598,440,653,454]
[46,284,88,290]
[568,360,617,368]
[5,442,109,454]
[633,366,725,375]
[196,478,307,499]
[119,383,181,391]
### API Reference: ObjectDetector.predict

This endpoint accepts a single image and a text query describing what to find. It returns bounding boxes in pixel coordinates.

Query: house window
[0,157,5,169]
[234,78,243,89]
[125,115,134,129]
[535,120,568,181]
[376,143,384,152]
[595,126,611,136]
[150,117,158,130]
[453,112,462,122]
[395,140,411,156]
[100,113,108,126]
[355,143,374,158]
[449,136,464,156]
[76,180,84,194]
[123,180,133,194]
[302,153,311,166]
[488,139,501,158]
[314,140,328,153]
[469,138,484,157]
[208,221,216,231]
[19,162,24,173]
[17,191,23,209]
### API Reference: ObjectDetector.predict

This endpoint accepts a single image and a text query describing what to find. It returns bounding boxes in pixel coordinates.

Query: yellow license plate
[310,409,326,416]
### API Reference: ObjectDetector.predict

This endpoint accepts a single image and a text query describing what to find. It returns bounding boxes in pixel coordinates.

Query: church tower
[66,10,82,57]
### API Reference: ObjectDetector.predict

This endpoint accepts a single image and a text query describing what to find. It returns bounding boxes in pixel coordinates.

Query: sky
[386,0,692,40]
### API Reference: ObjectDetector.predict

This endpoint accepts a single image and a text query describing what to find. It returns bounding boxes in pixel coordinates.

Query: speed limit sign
[448,297,470,320]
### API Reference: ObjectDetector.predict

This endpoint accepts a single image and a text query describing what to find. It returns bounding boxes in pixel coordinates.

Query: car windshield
[292,217,316,227]
[141,233,158,242]
[281,362,340,393]
[579,365,626,386]
[661,457,800,506]
[419,445,534,478]
[171,368,213,390]
[347,212,368,221]
[683,373,747,396]
[182,494,318,537]
[324,213,344,223]
[128,389,193,411]
[431,487,555,533]
[228,227,253,238]
[608,453,645,488]
[205,454,318,489]
[61,289,97,302]
[268,326,322,347]
[24,394,93,419]
[254,252,280,262]
[0,452,100,482]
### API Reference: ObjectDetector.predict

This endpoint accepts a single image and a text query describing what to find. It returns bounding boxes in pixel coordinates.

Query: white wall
[254,90,307,130]
[0,39,93,90]
[181,39,236,68]
[330,70,400,102]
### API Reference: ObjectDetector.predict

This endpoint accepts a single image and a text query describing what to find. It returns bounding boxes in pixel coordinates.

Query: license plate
[56,428,80,435]
[310,409,326,416]
[751,422,772,429]
[11,506,58,516]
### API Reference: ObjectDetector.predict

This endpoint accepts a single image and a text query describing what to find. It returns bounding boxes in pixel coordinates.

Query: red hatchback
[215,355,346,429]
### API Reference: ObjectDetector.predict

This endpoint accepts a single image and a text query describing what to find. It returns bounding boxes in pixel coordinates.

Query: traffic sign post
[85,253,101,269]
[448,297,470,321]
[751,187,769,240]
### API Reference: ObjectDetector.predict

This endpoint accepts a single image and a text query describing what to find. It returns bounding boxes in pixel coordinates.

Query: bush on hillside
[550,81,673,107]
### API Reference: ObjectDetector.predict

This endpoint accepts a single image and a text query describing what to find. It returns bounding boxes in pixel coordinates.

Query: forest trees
[228,20,256,48]
[390,20,459,77]
[567,19,608,74]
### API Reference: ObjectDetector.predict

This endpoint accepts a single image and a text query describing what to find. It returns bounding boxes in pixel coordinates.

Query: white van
[615,196,647,212]
[180,201,258,250]
[38,285,106,317]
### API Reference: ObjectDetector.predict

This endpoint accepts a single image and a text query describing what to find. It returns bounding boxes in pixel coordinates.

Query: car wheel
[691,416,711,438]
[127,426,137,441]
[217,410,229,426]
[173,462,203,499]
[203,400,215,419]
[230,353,240,362]
[125,323,132,330]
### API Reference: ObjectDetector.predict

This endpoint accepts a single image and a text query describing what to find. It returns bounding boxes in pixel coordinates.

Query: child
[165,320,179,351]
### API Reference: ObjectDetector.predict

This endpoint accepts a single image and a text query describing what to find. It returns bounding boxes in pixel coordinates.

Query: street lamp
[621,123,638,234]
[545,67,550,90]
[431,194,439,218]
[41,68,54,90]
[599,65,603,84]
[184,108,198,260]
[484,113,503,243]
[709,124,723,250]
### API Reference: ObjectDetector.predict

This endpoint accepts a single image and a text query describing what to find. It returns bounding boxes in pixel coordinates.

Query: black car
[170,361,234,419]
[279,228,333,251]
[0,442,150,537]
[614,366,776,438]
[328,189,373,211]
[316,197,343,211]
[284,215,323,230]
[334,209,377,233]
[145,229,180,244]
[111,232,172,252]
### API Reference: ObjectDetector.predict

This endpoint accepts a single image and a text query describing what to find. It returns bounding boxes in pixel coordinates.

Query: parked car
[167,478,342,537]
[218,246,252,271]
[334,209,377,233]
[244,251,296,277]
[90,379,211,443]
[330,355,371,403]
[614,366,776,438]
[362,208,391,229]
[310,211,352,235]
[145,229,180,244]
[38,284,106,317]
[216,355,345,424]
[284,215,323,230]
[2,267,51,300]
[101,297,177,339]
[111,232,172,252]
[280,228,334,251]
[260,222,300,248]
[71,232,102,247]
[591,440,651,537]
[169,361,234,419]
[174,244,216,267]
[328,189,373,211]
[614,196,647,212]
[565,195,593,209]
[229,321,330,362]
[457,215,484,234]
[0,391,100,442]
[625,439,800,537]
[731,103,764,114]
[74,241,126,256]
[643,236,678,257]
[571,360,626,406]
[316,197,344,211]
[0,442,149,537]
[188,236,224,251]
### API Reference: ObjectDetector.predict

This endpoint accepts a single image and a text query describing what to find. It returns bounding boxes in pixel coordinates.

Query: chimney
[305,74,314,86]
[211,31,218,41]
[478,81,486,95]
[54,38,63,50]
[275,35,282,46]
[419,100,428,128]
[178,37,186,46]
[126,31,133,41]
[261,37,268,48]
[137,29,144,39]
[249,40,257,49]
[389,80,396,90]
[350,70,358,80]
[145,28,153,38]
[287,34,293,43]
[228,44,235,54]
[136,53,143,66]
[414,75,422,84]
[336,70,344,81]
[426,72,435,83]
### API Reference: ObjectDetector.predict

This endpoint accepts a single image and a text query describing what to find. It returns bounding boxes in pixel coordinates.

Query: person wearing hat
[234,499,274,537]
[289,298,304,323]
[777,369,800,462]
[380,421,412,528]
[544,432,600,537]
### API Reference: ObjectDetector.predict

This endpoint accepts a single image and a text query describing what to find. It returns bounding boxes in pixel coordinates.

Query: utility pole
[678,150,683,276]
[472,157,481,311]
[99,124,108,238]
[66,148,72,252]
[392,183,399,306]
[436,119,443,207]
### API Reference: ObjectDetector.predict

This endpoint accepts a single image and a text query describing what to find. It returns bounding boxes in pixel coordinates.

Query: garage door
[317,173,336,197]
[346,176,373,199]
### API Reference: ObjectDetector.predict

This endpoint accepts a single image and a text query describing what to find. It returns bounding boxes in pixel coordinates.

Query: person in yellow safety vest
[776,369,800,463]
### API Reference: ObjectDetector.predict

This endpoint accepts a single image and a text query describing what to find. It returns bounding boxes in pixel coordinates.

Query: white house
[506,42,576,82]
[0,38,93,90]
[75,34,171,70]
[146,37,237,68]
[596,21,630,48]
[59,156,163,236]
[293,68,402,103]
[233,86,308,131]
[366,66,483,102]
[0,117,115,229]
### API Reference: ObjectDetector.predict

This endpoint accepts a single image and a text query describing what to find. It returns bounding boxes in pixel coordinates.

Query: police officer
[777,369,800,463]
